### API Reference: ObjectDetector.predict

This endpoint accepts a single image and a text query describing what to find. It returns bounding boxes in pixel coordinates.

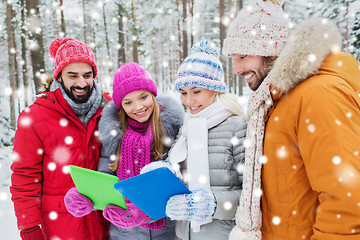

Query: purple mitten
[64,187,94,217]
[103,203,151,229]
[141,218,165,230]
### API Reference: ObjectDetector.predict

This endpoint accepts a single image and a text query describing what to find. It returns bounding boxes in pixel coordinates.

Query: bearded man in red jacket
[10,38,109,240]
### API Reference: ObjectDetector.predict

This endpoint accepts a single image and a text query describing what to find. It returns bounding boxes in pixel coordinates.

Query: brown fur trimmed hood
[268,18,343,93]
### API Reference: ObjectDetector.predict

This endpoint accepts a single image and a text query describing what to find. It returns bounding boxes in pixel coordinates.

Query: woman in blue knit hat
[142,40,248,240]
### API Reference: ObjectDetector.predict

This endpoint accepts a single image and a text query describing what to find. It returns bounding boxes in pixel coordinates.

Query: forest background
[0,0,359,238]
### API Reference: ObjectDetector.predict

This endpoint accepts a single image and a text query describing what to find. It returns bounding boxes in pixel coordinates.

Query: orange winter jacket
[261,19,360,240]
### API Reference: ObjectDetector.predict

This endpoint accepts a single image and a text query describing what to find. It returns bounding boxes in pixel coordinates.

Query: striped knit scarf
[229,76,273,240]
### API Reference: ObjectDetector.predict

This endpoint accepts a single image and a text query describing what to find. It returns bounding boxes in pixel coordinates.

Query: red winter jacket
[10,89,110,240]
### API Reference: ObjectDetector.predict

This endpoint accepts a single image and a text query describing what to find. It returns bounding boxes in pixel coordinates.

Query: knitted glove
[141,218,165,230]
[103,203,151,229]
[20,226,45,240]
[64,187,93,217]
[140,161,182,178]
[166,188,216,223]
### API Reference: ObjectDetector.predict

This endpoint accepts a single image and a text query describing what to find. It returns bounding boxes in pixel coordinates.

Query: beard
[61,82,93,104]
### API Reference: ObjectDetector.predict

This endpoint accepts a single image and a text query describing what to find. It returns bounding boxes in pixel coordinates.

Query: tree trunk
[20,0,29,107]
[189,0,194,47]
[25,0,45,93]
[117,2,126,66]
[131,0,138,63]
[176,0,182,63]
[5,1,17,129]
[236,0,243,12]
[82,0,87,43]
[59,0,66,35]
[102,3,111,60]
[182,0,188,61]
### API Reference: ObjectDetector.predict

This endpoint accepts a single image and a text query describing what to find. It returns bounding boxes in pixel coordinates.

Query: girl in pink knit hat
[64,62,185,240]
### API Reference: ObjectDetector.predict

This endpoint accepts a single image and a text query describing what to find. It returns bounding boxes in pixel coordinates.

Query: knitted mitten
[64,187,94,217]
[20,226,45,240]
[140,161,182,178]
[141,218,165,230]
[166,188,216,223]
[103,203,151,229]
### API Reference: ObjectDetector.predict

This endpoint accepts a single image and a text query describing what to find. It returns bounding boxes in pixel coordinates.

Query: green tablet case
[69,165,127,210]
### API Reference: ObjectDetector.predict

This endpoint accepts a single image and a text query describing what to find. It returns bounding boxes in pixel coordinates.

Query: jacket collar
[268,18,343,98]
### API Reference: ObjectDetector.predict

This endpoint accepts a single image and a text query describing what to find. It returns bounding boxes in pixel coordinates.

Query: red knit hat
[49,38,98,79]
[112,62,157,109]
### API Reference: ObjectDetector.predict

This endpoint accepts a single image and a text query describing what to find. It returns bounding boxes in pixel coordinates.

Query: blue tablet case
[69,165,127,210]
[114,167,191,220]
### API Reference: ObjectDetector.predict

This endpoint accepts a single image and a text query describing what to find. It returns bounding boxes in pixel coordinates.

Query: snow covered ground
[0,146,20,239]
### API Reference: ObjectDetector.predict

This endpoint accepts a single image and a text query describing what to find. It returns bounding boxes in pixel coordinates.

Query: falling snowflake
[254,188,262,197]
[237,164,244,173]
[243,139,251,148]
[272,216,281,225]
[49,211,58,220]
[59,118,68,127]
[62,166,70,174]
[94,131,99,136]
[52,146,70,164]
[110,129,118,136]
[12,151,20,162]
[64,136,73,145]
[230,136,239,146]
[110,154,116,161]
[198,175,208,185]
[292,210,296,215]
[0,192,8,201]
[37,148,43,155]
[259,155,268,164]
[332,156,341,165]
[20,116,32,127]
[308,124,316,133]
[161,136,173,148]
[223,201,232,210]
[277,146,287,159]
[48,162,56,171]
[335,119,342,126]
[308,54,316,62]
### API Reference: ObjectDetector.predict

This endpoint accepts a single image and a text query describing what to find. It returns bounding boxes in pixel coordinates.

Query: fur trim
[98,95,184,156]
[269,18,342,93]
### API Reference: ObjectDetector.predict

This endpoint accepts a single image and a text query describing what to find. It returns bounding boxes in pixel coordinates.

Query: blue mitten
[166,188,216,223]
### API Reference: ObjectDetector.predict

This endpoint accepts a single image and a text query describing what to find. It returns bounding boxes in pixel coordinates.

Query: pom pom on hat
[112,62,158,109]
[49,38,98,79]
[175,40,226,93]
[223,0,291,57]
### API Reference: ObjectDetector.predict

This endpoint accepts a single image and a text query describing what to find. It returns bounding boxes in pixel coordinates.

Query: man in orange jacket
[223,0,360,239]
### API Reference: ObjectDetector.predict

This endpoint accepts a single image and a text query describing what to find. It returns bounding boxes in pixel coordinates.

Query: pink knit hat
[112,62,157,109]
[49,38,98,79]
[223,0,290,57]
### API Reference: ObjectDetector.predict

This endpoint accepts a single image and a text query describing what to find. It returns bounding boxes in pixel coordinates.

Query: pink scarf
[117,118,165,229]
[117,118,153,181]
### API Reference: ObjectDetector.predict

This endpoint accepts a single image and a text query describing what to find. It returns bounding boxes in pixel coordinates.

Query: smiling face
[179,87,216,114]
[231,54,275,91]
[58,62,94,103]
[121,90,155,123]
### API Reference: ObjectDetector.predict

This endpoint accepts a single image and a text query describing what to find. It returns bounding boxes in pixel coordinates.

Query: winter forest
[0,0,360,238]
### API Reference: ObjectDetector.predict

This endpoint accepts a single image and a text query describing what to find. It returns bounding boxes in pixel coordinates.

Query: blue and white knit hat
[175,40,226,93]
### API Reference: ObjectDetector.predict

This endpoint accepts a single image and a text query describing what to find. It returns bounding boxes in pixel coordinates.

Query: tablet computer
[114,167,191,220]
[69,165,127,210]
